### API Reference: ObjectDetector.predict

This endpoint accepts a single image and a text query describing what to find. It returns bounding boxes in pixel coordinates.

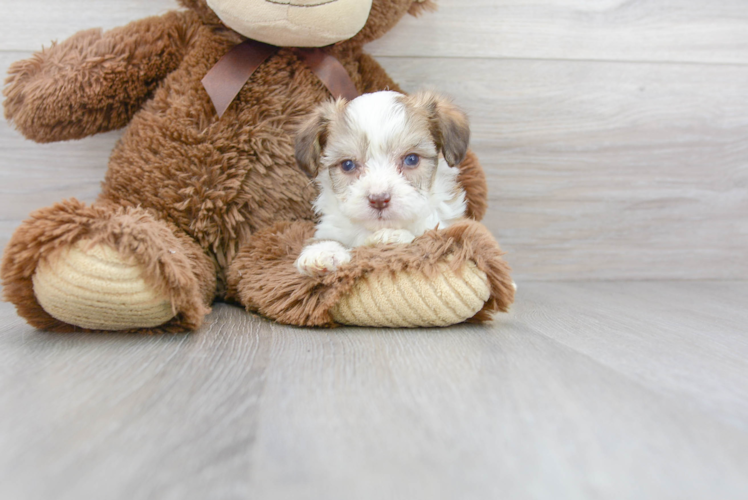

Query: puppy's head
[295,90,469,228]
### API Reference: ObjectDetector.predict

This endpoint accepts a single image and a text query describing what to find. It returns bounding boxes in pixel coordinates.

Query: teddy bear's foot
[228,219,515,328]
[32,240,175,331]
[330,260,491,327]
[2,199,217,332]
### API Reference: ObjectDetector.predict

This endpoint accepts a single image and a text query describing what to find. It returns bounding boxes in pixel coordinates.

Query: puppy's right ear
[295,99,346,178]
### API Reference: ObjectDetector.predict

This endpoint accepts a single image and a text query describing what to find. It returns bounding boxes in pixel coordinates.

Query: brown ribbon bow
[201,39,360,118]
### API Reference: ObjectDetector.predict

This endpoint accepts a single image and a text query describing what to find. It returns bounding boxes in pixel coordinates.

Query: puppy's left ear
[405,90,470,167]
[295,99,346,178]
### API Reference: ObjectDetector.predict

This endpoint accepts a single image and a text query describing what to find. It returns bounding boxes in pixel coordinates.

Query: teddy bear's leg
[1,199,216,333]
[227,220,515,328]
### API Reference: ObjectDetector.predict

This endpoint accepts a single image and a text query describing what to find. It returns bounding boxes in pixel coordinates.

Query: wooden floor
[0,281,746,500]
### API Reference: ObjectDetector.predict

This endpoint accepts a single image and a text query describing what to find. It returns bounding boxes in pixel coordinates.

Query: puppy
[294,90,470,277]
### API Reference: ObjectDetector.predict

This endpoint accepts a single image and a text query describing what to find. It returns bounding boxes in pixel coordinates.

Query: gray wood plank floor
[1,282,747,500]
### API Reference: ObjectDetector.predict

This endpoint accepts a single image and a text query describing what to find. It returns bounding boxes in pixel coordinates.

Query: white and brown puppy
[294,90,470,277]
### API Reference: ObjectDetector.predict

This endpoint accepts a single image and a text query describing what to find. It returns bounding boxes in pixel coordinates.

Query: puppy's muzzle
[368,193,391,210]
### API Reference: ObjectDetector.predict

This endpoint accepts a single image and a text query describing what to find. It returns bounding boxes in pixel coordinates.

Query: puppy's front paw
[295,241,352,277]
[364,228,416,246]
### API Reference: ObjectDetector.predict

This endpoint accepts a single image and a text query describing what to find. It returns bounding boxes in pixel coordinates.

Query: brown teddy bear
[2,0,514,332]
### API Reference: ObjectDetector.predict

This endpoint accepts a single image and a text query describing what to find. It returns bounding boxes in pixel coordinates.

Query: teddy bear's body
[2,0,511,332]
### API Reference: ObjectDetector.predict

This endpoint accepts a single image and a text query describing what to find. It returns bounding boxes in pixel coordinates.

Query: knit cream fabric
[331,261,490,327]
[32,240,175,330]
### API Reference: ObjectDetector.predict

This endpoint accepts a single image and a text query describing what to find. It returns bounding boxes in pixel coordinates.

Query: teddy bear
[1,0,514,332]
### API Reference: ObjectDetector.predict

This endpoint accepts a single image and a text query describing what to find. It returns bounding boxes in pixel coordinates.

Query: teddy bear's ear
[404,90,470,167]
[295,99,346,178]
[408,0,438,17]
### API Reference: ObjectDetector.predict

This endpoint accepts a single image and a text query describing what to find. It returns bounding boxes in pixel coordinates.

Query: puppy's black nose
[368,193,391,210]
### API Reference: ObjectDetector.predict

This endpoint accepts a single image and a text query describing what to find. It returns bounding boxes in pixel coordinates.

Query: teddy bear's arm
[3,11,199,143]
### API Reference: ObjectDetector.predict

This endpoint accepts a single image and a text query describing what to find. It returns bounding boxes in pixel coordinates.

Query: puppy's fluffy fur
[294,90,471,276]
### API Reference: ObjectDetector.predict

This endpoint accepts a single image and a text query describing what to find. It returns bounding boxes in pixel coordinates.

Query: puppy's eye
[403,154,420,168]
[340,160,357,172]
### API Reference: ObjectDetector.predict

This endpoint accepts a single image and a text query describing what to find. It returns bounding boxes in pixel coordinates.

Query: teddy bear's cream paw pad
[32,240,175,330]
[331,261,491,328]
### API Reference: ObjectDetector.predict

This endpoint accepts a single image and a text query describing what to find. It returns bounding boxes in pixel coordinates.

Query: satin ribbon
[201,39,360,118]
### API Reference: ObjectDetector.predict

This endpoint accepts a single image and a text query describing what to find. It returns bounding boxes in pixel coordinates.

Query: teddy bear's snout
[265,0,339,7]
